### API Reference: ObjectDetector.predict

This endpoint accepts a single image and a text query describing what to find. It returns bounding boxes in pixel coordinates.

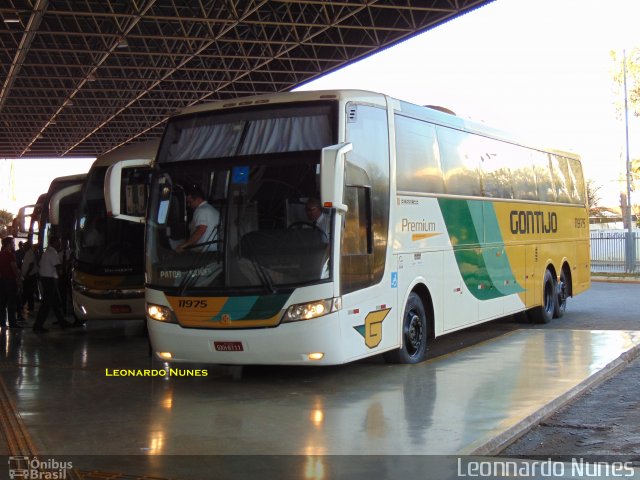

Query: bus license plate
[213,341,243,352]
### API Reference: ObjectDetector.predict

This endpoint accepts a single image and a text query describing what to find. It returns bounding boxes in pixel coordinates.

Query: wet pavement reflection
[0,321,638,477]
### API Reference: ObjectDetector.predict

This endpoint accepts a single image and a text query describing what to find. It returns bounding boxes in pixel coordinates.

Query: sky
[297,0,640,208]
[0,157,95,215]
[1,0,639,215]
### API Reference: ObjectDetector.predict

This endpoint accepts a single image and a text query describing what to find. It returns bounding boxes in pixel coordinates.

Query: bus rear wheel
[529,269,556,324]
[553,269,568,318]
[384,292,428,364]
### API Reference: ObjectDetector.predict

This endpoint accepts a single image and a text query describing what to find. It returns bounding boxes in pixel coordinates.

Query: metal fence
[590,231,640,273]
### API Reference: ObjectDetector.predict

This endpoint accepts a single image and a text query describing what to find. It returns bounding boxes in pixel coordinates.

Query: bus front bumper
[73,289,146,321]
[147,314,347,365]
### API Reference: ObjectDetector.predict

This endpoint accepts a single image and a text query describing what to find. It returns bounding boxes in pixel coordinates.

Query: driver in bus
[176,185,219,253]
[304,197,330,239]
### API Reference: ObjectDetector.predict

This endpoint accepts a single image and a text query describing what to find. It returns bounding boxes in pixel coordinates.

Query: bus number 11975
[178,299,208,309]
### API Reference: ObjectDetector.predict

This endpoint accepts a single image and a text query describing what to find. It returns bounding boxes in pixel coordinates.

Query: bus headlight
[283,297,341,323]
[147,303,178,324]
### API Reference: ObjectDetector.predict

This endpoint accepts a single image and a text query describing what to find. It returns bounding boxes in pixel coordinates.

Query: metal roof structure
[0,0,492,159]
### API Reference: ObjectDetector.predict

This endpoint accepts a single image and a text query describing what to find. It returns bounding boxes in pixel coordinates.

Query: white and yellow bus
[73,141,157,321]
[106,90,590,365]
[24,174,87,251]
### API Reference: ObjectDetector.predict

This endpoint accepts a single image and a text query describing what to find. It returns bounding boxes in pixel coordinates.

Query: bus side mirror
[105,159,154,223]
[320,143,352,213]
[17,204,36,234]
[49,184,83,226]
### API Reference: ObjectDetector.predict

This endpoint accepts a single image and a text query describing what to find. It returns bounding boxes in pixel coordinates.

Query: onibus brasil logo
[8,456,73,479]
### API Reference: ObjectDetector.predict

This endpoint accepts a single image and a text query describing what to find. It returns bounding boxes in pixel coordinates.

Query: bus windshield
[75,166,145,274]
[146,103,336,294]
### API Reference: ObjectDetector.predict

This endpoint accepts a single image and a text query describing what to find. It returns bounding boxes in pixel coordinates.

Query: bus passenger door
[337,102,397,359]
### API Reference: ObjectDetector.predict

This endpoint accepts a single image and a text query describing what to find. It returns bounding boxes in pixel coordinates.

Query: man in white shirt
[177,185,219,253]
[20,241,38,313]
[305,197,330,240]
[33,236,70,333]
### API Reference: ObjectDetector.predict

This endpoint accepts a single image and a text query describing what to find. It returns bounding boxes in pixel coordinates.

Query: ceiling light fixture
[3,14,20,23]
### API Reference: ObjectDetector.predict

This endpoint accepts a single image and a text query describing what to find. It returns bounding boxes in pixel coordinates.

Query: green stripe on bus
[481,202,524,297]
[245,294,291,320]
[211,294,290,321]
[438,198,523,300]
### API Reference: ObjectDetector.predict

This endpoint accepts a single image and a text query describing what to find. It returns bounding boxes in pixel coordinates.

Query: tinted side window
[395,115,444,194]
[511,149,538,201]
[342,186,372,256]
[567,157,586,205]
[533,152,556,202]
[480,139,514,200]
[436,126,482,197]
[550,154,571,203]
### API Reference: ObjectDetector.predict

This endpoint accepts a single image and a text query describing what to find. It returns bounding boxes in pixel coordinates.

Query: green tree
[586,179,606,218]
[626,159,640,227]
[0,209,14,238]
[633,158,640,190]
[611,48,640,118]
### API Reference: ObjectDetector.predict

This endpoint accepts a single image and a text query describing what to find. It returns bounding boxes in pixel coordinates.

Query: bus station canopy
[0,0,491,159]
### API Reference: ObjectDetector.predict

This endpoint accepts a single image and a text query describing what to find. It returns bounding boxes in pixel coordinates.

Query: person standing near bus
[14,241,27,322]
[33,236,69,333]
[20,241,38,314]
[0,237,23,329]
[15,241,25,271]
[58,238,72,315]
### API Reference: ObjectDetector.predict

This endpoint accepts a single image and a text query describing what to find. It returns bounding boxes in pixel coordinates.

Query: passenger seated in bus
[176,185,220,253]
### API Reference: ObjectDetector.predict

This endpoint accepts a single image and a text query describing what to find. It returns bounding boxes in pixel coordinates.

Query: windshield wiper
[177,226,221,296]
[242,235,276,294]
[249,253,276,294]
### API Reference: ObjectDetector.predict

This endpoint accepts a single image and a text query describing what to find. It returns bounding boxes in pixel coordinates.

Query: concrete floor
[0,319,638,479]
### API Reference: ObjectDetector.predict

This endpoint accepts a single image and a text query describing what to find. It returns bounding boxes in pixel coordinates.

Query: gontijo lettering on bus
[509,210,558,234]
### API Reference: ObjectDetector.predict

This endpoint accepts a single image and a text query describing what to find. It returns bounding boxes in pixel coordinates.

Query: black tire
[529,269,556,324]
[72,312,86,327]
[144,319,152,357]
[384,292,428,364]
[553,269,568,318]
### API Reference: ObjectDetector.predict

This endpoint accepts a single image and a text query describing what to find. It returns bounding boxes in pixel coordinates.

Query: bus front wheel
[384,292,428,364]
[529,269,556,324]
